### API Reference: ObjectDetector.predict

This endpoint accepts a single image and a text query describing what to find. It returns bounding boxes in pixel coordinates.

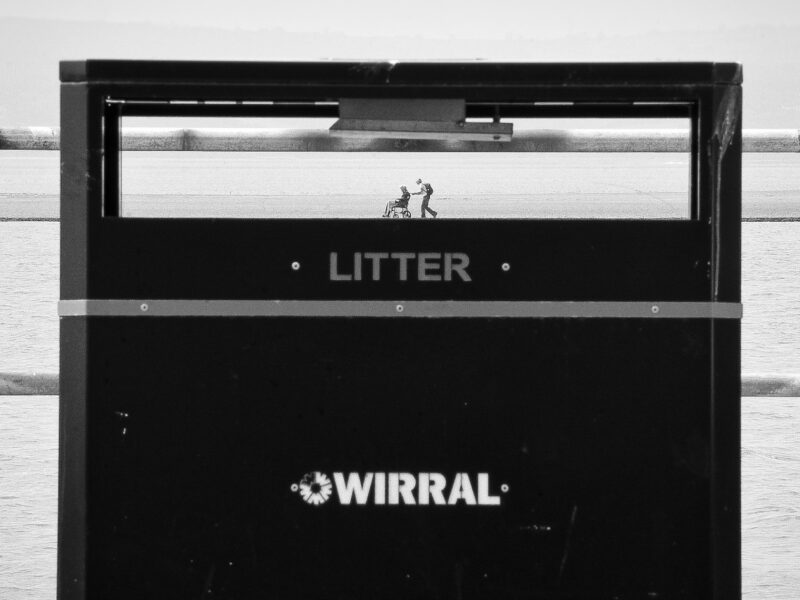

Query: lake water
[1,152,799,598]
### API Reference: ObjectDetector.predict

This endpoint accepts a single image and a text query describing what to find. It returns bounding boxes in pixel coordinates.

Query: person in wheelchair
[382,186,412,218]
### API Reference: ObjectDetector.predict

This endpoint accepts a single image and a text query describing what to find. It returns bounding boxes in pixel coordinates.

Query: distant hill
[0,17,798,127]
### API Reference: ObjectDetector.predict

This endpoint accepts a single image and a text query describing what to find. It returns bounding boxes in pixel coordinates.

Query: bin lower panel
[61,317,727,600]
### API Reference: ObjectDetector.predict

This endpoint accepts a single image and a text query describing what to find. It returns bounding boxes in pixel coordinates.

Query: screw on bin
[501,262,511,272]
[396,304,404,313]
[651,305,660,314]
[500,484,509,493]
[291,261,301,271]
[140,303,149,312]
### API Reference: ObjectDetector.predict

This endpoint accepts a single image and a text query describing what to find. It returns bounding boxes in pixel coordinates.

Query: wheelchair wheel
[392,212,400,218]
[402,209,412,219]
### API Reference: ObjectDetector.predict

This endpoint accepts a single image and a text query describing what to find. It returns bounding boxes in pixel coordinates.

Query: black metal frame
[60,61,742,600]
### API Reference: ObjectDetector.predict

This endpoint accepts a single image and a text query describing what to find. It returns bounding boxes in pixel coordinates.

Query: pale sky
[3,0,799,39]
[2,0,799,125]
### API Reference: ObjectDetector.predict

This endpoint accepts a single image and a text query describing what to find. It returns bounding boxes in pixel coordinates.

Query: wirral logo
[290,472,507,507]
[291,472,334,505]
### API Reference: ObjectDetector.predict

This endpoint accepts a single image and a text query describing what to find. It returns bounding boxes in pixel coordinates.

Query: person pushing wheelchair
[412,178,437,218]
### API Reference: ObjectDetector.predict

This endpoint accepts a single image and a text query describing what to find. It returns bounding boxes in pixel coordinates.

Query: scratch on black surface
[453,561,464,600]
[384,60,397,84]
[348,62,396,84]
[558,505,578,586]
[200,563,216,599]
[709,84,742,297]
[712,85,741,157]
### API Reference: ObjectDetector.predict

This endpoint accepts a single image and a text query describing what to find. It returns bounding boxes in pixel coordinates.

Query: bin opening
[116,116,691,220]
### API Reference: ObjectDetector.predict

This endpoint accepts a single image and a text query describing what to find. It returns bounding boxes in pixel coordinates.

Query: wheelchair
[388,204,412,219]
[383,201,412,219]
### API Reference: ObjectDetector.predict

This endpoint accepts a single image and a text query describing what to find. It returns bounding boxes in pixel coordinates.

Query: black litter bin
[59,60,742,600]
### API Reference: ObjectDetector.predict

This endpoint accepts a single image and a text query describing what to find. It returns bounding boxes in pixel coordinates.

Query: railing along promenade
[1,126,800,152]
[1,126,798,396]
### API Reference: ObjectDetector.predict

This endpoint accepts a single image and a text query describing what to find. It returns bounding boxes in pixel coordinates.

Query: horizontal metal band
[6,372,798,396]
[58,300,743,319]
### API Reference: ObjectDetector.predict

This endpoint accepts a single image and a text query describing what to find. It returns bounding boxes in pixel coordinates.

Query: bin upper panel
[59,60,742,87]
[59,59,742,303]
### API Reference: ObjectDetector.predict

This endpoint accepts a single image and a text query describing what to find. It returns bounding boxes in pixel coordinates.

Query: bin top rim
[59,60,742,86]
